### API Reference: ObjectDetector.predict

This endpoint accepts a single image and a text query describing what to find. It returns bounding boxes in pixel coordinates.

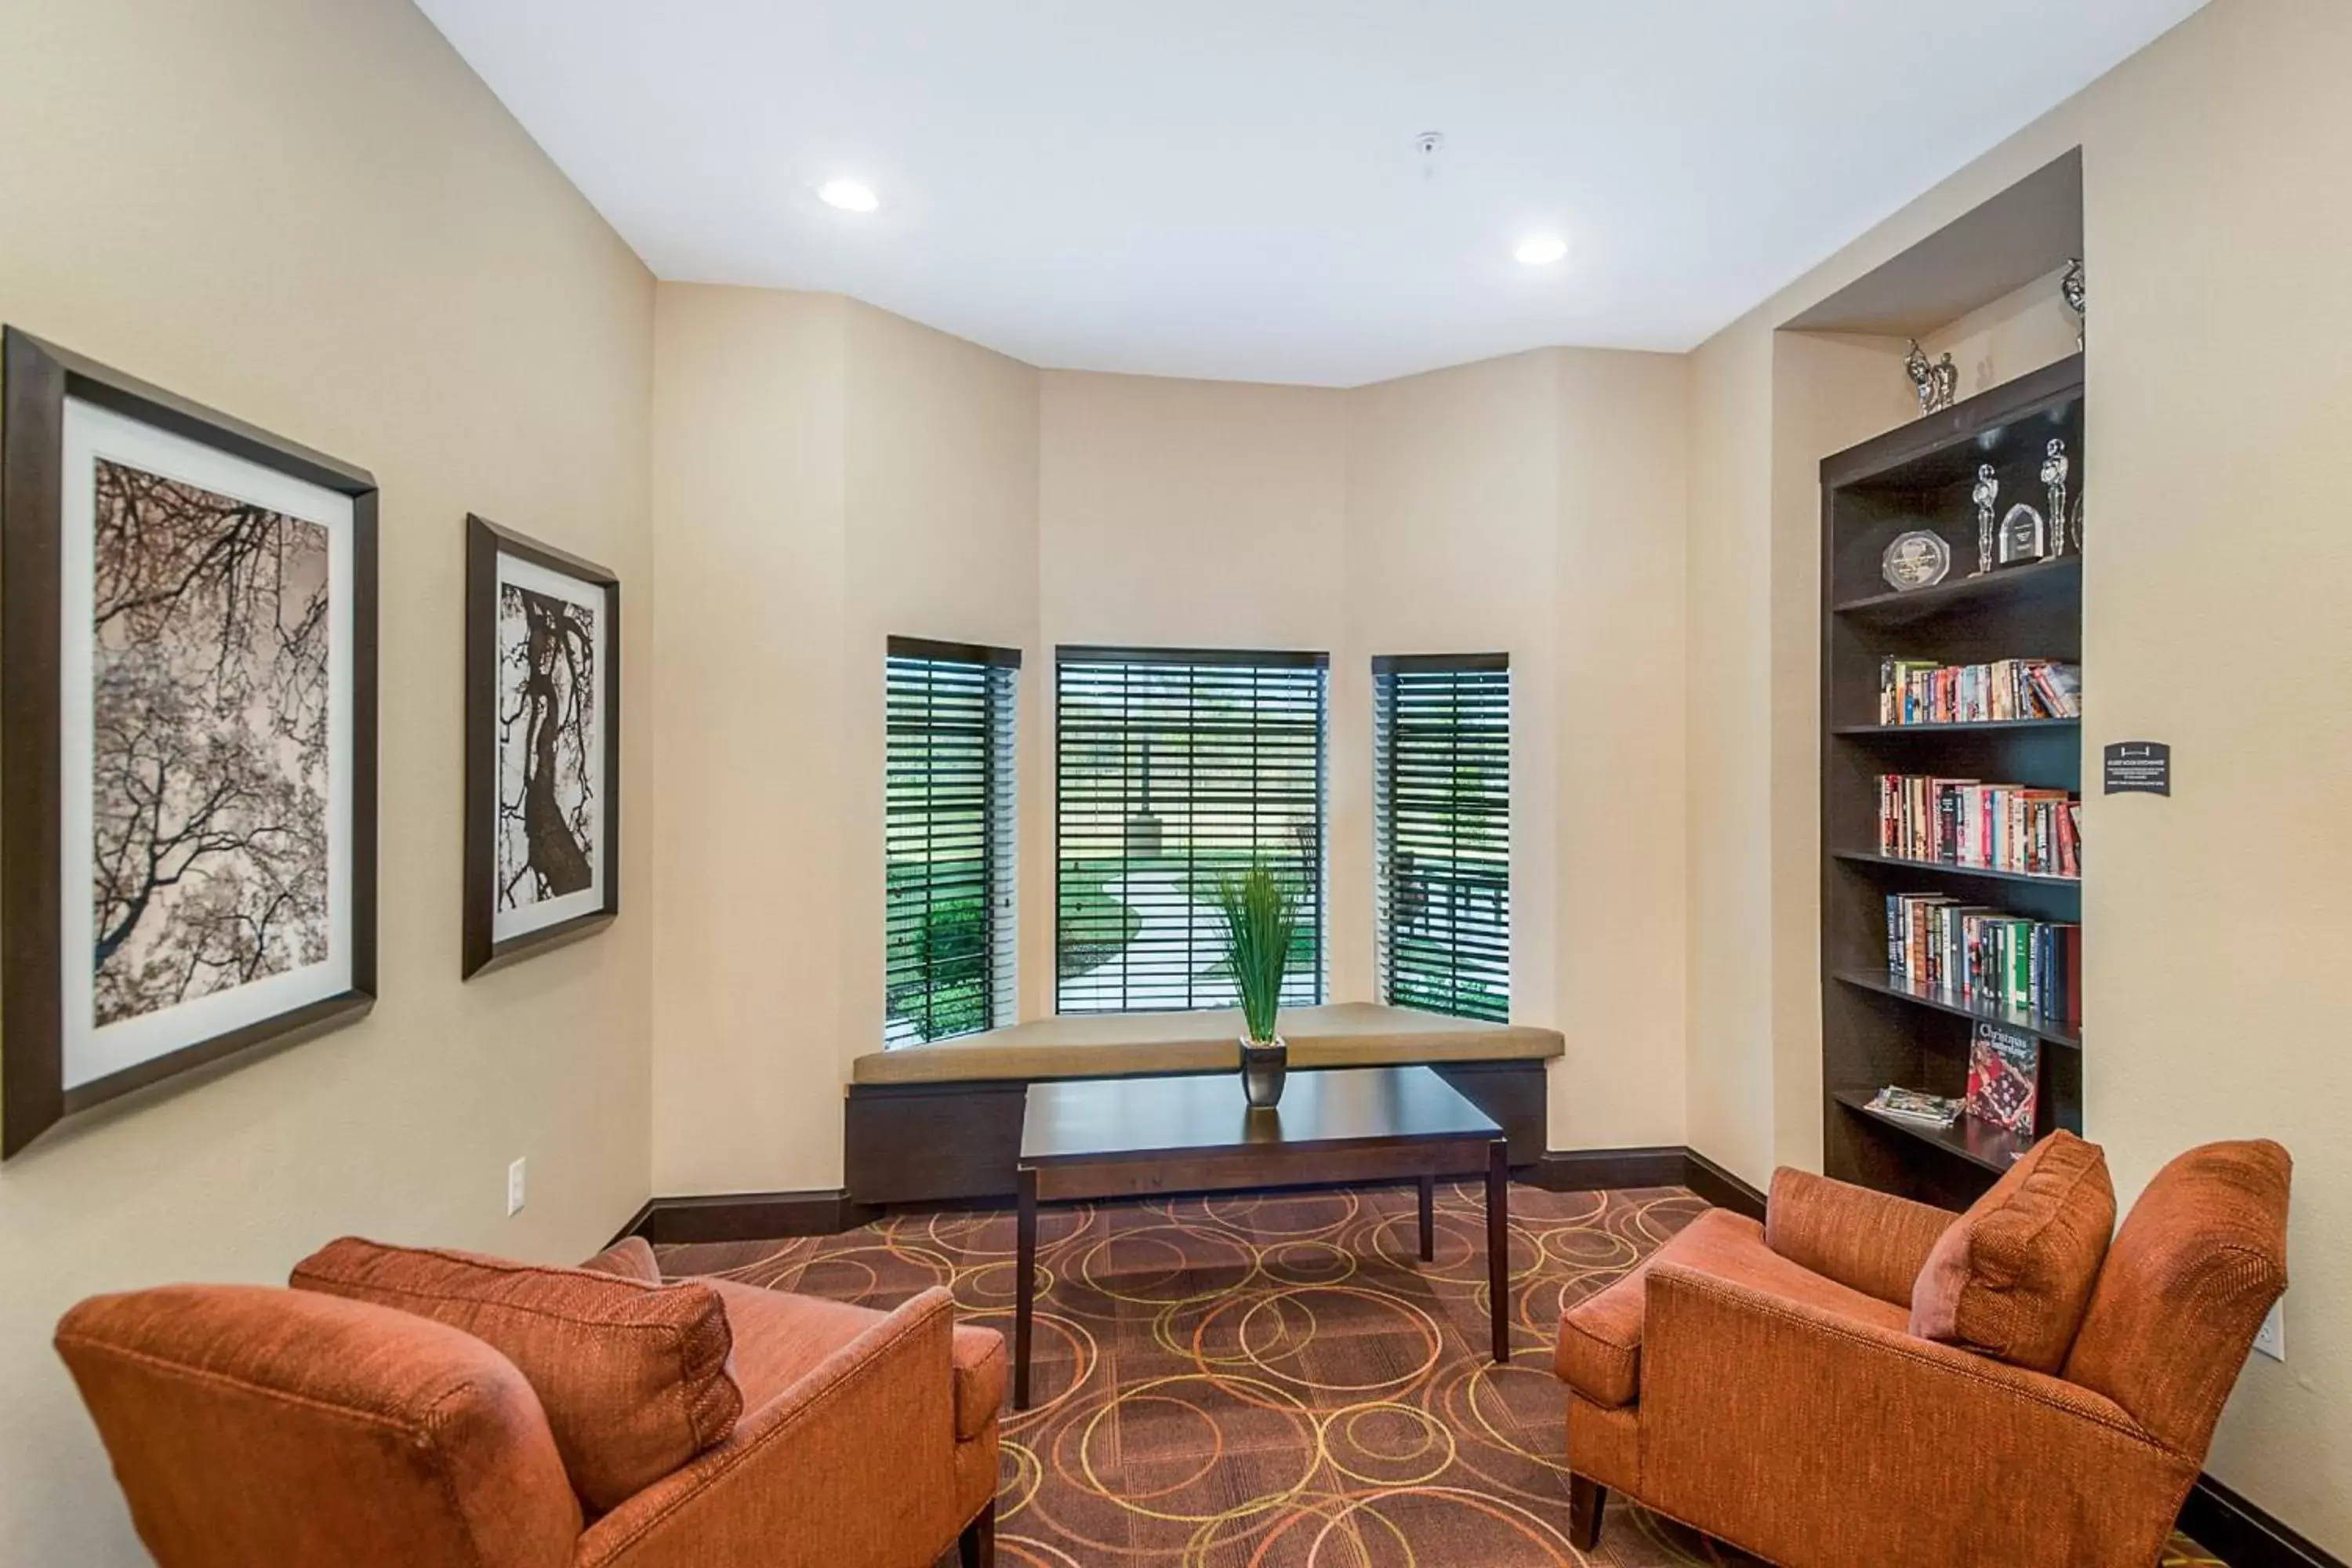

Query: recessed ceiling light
[1515,234,1569,267]
[818,178,880,213]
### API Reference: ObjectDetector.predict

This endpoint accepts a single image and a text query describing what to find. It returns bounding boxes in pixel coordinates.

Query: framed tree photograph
[2,328,379,1159]
[463,514,619,978]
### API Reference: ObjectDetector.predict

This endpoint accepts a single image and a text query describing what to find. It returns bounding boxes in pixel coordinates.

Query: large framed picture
[463,514,619,978]
[2,329,378,1158]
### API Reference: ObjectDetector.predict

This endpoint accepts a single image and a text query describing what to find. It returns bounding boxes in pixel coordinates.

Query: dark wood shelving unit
[1818,353,2085,1211]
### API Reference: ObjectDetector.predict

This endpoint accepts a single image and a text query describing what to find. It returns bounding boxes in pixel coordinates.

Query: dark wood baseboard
[2178,1474,2345,1568]
[1530,1145,1687,1191]
[1530,1145,1768,1221]
[1680,1148,1768,1220]
[619,1189,878,1246]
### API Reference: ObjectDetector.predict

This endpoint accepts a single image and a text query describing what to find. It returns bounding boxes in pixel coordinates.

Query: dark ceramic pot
[1240,1036,1288,1108]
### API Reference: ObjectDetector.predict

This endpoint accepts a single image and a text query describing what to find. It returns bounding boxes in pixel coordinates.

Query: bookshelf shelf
[1832,968,2082,1049]
[1818,353,2085,1211]
[1831,850,2081,889]
[1831,1089,2033,1174]
[1830,718,2079,737]
[1833,554,2082,626]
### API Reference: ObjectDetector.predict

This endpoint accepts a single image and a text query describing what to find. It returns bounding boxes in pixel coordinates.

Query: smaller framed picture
[463,515,620,978]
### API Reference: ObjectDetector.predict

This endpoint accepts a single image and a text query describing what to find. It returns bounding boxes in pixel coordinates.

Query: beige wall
[0,0,656,1558]
[648,286,848,1195]
[649,289,1040,1194]
[1682,0,2352,1544]
[1550,350,1690,1148]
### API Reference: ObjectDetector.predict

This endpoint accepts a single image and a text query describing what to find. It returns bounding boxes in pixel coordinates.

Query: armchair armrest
[1637,1261,2195,1568]
[1764,1166,1955,1308]
[577,1288,963,1568]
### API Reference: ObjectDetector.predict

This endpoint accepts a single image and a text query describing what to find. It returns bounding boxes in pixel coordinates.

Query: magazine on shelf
[1965,1024,2040,1135]
[1865,1087,1964,1129]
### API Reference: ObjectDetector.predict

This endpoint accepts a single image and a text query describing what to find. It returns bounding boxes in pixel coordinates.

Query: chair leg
[958,1498,996,1568]
[1568,1473,1606,1551]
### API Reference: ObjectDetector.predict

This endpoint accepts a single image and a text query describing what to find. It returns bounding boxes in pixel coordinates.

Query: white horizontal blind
[1374,654,1509,1022]
[885,637,1018,1044]
[1055,647,1327,1015]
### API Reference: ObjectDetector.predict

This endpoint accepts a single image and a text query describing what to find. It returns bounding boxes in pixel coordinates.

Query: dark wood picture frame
[1,328,379,1159]
[462,514,621,978]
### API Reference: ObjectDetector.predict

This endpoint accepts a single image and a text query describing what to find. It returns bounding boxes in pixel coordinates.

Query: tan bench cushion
[851,1002,1563,1085]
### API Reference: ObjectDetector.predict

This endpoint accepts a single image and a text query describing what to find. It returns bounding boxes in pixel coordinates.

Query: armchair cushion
[1555,1207,1907,1407]
[1910,1129,2116,1374]
[1764,1167,1955,1307]
[705,1280,1004,1442]
[580,1236,664,1284]
[292,1238,742,1512]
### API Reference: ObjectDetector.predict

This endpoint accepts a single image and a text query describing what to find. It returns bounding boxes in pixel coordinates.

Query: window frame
[1053,644,1330,1017]
[884,634,1021,1045]
[1373,651,1511,1023]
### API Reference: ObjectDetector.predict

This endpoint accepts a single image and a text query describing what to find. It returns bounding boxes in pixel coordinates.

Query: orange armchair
[1555,1139,2289,1568]
[56,1249,1002,1568]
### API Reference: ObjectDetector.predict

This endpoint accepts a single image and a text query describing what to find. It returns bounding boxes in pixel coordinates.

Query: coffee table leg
[1486,1138,1510,1363]
[1014,1164,1037,1410]
[1417,1173,1436,1261]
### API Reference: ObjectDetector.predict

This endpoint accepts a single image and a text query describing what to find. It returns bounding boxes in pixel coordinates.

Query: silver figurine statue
[1906,339,1958,415]
[2042,439,2071,558]
[2062,258,2085,350]
[1973,463,2000,575]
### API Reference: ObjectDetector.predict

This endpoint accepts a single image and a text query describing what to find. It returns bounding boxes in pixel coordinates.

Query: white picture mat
[57,397,357,1091]
[490,548,608,942]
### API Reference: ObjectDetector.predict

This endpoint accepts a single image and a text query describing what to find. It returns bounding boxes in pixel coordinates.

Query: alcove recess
[1798,150,2088,1211]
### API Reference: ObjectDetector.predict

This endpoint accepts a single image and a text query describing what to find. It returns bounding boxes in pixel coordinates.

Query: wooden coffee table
[1011,1065,1510,1408]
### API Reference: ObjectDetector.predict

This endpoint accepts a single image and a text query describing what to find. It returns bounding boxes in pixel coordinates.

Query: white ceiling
[416,0,2203,387]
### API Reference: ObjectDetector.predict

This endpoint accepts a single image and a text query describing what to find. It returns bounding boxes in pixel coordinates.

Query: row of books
[1878,658,2080,726]
[1886,892,2082,1025]
[1878,774,2082,878]
[1864,1025,2042,1141]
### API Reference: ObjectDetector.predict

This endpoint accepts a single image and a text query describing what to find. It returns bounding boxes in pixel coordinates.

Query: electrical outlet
[506,1157,528,1218]
[2252,1298,2285,1362]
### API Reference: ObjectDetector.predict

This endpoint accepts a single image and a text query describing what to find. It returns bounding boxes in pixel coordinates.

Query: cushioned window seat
[850,1002,1563,1087]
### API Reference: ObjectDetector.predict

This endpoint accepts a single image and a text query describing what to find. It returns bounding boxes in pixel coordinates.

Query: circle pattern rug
[658,1182,2225,1568]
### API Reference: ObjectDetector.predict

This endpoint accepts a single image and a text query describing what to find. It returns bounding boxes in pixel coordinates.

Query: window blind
[1374,653,1509,1022]
[1055,646,1327,1015]
[886,637,1018,1044]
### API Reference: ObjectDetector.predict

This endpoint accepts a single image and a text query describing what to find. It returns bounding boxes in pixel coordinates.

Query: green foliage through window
[1374,655,1509,1023]
[886,641,1018,1044]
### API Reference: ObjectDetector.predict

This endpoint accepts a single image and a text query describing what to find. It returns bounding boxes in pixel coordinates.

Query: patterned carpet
[658,1182,2223,1567]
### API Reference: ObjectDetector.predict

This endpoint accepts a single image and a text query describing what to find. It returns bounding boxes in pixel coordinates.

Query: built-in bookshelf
[1819,354,2085,1210]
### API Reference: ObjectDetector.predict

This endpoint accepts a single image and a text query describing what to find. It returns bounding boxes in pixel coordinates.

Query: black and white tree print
[90,459,332,1027]
[494,581,597,911]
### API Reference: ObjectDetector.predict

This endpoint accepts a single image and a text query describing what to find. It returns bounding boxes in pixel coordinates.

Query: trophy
[1905,340,1933,415]
[2062,258,2085,350]
[1972,463,1999,575]
[1904,339,1958,416]
[2041,439,2071,558]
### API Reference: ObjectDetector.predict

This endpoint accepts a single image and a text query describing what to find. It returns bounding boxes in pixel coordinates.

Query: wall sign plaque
[1881,530,1951,591]
[2103,741,2171,797]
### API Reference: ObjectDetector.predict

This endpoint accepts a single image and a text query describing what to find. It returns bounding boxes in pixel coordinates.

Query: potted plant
[1212,864,1298,1107]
